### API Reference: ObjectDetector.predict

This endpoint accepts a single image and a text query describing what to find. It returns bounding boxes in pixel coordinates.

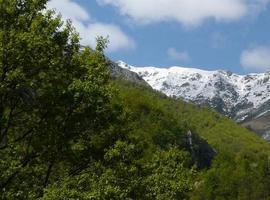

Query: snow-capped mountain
[118,61,270,140]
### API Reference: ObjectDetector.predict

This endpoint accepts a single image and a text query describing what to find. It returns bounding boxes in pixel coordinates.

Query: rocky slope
[107,60,150,87]
[118,61,270,141]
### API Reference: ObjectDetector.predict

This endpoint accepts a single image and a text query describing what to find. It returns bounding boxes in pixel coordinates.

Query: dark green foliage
[193,151,270,200]
[0,0,123,198]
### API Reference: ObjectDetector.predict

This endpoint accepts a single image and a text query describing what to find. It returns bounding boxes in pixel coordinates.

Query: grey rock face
[107,61,150,87]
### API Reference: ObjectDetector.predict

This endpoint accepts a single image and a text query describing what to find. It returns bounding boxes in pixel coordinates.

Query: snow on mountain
[117,61,270,123]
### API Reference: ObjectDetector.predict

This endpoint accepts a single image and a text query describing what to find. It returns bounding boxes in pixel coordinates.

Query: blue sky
[48,0,270,74]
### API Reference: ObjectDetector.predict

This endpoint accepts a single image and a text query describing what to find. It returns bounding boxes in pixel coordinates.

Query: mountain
[117,61,270,141]
[113,78,270,199]
[107,60,150,87]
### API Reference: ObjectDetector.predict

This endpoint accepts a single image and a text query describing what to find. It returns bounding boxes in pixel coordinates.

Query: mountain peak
[117,61,270,141]
[118,61,270,119]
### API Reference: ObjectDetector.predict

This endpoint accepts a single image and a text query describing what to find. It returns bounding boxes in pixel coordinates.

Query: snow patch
[118,61,270,120]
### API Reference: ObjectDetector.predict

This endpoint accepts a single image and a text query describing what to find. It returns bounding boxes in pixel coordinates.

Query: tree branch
[43,160,55,188]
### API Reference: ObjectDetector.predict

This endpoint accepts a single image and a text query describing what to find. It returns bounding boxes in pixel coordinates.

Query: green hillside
[41,79,270,200]
[113,80,270,199]
[115,80,270,154]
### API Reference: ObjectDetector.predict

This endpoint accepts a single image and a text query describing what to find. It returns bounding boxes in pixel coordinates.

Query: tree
[143,146,196,200]
[0,0,120,198]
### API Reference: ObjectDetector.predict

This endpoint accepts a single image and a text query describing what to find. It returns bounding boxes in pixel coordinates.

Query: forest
[1,1,270,199]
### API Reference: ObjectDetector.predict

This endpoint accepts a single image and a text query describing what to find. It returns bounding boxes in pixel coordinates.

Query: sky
[47,0,270,74]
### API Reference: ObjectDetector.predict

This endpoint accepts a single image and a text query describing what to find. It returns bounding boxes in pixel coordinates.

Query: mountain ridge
[117,60,270,141]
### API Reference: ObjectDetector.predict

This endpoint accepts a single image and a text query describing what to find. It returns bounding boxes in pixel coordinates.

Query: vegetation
[115,81,270,200]
[1,1,270,199]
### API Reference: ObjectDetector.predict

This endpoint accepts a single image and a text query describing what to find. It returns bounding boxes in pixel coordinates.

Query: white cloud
[240,46,270,72]
[98,0,269,26]
[47,0,90,21]
[47,0,134,52]
[78,23,135,52]
[167,48,190,62]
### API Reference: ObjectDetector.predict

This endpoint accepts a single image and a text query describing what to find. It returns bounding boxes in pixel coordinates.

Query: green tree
[0,0,120,198]
[42,140,145,200]
[143,146,196,200]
